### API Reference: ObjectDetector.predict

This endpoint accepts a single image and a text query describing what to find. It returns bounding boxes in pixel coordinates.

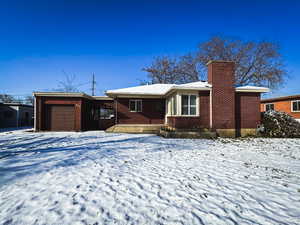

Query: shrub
[261,110,300,138]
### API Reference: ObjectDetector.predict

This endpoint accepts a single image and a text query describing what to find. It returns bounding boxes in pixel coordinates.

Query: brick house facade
[34,61,269,137]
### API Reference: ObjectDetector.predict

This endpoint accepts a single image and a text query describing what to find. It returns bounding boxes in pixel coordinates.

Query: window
[172,96,177,115]
[100,108,114,119]
[129,100,142,112]
[167,95,177,115]
[265,103,274,111]
[292,100,300,112]
[181,95,197,115]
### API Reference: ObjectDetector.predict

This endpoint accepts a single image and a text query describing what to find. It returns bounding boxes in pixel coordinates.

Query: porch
[106,124,164,134]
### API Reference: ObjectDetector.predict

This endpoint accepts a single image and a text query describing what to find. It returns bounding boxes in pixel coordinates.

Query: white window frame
[291,100,300,112]
[166,92,199,117]
[129,99,142,112]
[265,103,274,111]
[181,94,197,116]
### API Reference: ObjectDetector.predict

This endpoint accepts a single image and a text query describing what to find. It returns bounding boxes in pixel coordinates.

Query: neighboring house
[34,61,269,137]
[261,95,300,122]
[0,103,34,128]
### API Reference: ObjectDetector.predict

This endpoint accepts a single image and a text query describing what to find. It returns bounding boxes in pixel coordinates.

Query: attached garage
[34,93,87,132]
[47,105,75,131]
[33,92,114,132]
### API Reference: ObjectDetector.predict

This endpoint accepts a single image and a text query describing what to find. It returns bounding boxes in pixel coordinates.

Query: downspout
[209,89,213,129]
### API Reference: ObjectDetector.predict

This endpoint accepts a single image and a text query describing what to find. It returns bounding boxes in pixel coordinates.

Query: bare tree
[143,36,287,89]
[25,95,34,105]
[55,71,79,92]
[196,36,286,89]
[142,55,199,84]
[0,94,15,103]
[142,56,178,84]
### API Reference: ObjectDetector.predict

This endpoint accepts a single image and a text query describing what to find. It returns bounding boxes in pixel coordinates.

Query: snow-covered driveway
[0,130,299,225]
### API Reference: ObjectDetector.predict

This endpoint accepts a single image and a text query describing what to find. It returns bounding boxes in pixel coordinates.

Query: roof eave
[261,95,300,103]
[105,93,165,99]
[33,92,94,100]
[235,88,270,93]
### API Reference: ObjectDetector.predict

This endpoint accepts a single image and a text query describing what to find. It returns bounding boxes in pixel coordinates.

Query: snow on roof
[106,81,212,96]
[106,84,175,96]
[177,81,212,89]
[235,85,270,93]
[33,92,94,99]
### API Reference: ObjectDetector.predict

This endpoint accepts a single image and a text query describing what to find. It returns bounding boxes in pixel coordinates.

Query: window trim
[265,103,274,111]
[291,100,300,112]
[166,92,199,117]
[129,99,142,112]
[181,94,197,116]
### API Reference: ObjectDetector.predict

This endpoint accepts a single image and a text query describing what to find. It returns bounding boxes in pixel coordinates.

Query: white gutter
[235,87,270,93]
[33,92,94,100]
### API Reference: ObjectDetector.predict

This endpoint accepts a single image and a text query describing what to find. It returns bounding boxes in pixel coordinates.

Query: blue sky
[0,0,299,98]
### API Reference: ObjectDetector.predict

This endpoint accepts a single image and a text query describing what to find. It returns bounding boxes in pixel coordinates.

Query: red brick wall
[208,61,235,129]
[236,92,261,129]
[167,116,201,129]
[199,91,210,128]
[116,98,165,124]
[261,99,300,119]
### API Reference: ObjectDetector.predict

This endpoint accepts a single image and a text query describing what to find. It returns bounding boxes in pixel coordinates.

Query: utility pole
[91,73,96,96]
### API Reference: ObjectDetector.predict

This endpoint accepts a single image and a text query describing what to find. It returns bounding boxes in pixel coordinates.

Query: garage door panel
[49,105,75,131]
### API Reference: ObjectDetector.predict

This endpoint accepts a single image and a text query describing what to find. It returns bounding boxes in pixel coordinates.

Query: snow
[106,81,211,96]
[106,83,174,95]
[0,126,33,133]
[178,81,211,88]
[0,130,299,225]
[236,85,270,92]
[106,83,268,96]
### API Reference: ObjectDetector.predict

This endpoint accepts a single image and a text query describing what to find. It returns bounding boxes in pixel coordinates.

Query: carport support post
[75,102,82,132]
[16,106,19,127]
[115,97,118,125]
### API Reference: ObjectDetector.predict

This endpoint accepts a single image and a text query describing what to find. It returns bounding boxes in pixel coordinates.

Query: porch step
[159,129,217,139]
[106,124,164,134]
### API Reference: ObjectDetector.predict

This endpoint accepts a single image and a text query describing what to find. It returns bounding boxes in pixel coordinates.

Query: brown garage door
[49,105,75,131]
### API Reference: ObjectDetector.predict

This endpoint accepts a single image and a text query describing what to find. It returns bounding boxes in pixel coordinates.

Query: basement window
[129,100,142,112]
[292,100,300,112]
[265,103,274,111]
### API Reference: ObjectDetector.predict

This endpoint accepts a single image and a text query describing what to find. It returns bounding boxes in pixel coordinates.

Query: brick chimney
[207,60,236,137]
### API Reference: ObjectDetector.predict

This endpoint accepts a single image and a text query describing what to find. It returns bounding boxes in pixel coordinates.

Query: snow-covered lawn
[0,130,299,225]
